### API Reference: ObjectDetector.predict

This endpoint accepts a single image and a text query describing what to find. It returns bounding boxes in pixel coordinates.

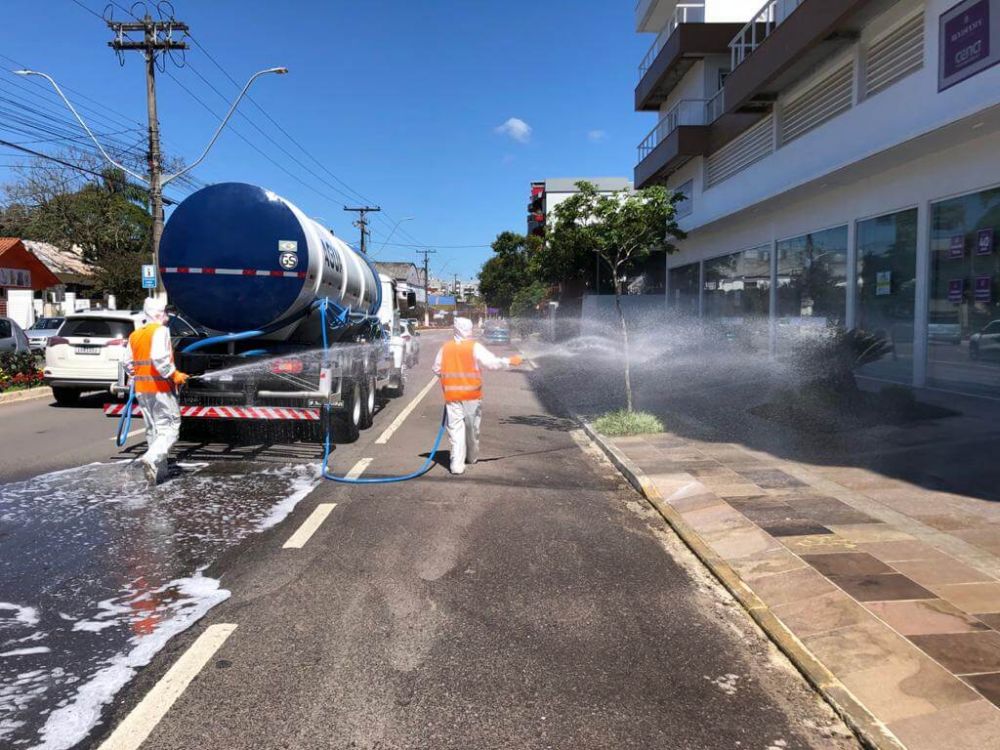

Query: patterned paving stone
[801,552,894,577]
[889,557,995,587]
[930,583,1000,614]
[706,526,783,560]
[803,618,914,675]
[859,539,955,563]
[826,524,914,543]
[734,468,806,489]
[909,631,1000,676]
[962,673,1000,709]
[760,520,834,537]
[750,566,836,608]
[728,548,808,581]
[772,590,871,638]
[864,599,991,636]
[829,573,936,602]
[888,699,1000,750]
[780,534,861,554]
[978,613,1000,630]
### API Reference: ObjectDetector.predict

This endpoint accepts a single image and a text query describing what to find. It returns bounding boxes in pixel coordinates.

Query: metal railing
[638,3,707,79]
[705,87,725,123]
[637,99,707,161]
[729,0,805,69]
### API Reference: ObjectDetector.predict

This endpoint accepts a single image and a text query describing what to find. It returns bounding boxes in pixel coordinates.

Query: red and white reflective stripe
[160,266,307,279]
[103,403,320,420]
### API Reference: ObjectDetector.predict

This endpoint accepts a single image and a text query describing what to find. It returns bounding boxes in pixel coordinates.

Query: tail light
[106,339,126,347]
[48,337,69,347]
[270,359,304,375]
[402,334,411,341]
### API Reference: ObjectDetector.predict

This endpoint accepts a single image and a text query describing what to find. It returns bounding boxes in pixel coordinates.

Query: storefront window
[703,245,771,349]
[668,263,700,317]
[929,187,1000,395]
[776,226,848,347]
[856,209,917,382]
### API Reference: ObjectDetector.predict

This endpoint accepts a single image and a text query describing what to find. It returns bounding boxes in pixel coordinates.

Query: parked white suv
[43,311,144,404]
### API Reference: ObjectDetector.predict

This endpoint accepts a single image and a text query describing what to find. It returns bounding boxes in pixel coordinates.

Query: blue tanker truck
[108,183,413,443]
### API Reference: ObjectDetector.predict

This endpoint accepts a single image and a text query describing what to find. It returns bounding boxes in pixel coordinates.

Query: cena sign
[940,0,1000,90]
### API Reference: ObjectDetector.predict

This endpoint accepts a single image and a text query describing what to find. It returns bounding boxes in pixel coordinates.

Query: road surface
[0,330,857,750]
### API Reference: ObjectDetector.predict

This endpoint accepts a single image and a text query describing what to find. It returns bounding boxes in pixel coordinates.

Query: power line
[377,241,492,249]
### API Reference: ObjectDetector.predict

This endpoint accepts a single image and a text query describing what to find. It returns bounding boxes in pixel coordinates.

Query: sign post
[141,264,157,292]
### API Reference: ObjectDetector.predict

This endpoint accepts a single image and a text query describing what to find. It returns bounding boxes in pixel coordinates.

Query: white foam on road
[0,648,50,657]
[0,604,39,628]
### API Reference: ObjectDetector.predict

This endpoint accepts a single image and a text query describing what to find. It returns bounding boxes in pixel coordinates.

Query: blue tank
[160,182,380,333]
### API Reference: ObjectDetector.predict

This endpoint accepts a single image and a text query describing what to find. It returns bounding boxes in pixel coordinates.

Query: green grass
[592,409,664,437]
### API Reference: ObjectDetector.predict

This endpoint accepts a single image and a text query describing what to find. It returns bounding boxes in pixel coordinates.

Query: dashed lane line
[283,503,338,549]
[97,623,237,750]
[109,429,143,442]
[344,457,373,479]
[375,377,438,444]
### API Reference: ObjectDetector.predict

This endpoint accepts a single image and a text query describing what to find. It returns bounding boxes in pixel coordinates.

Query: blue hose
[317,296,445,483]
[115,384,136,448]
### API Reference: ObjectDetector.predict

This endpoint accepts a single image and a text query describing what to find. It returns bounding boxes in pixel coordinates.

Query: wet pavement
[0,461,317,749]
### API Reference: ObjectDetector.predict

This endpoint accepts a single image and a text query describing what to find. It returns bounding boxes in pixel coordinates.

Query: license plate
[74,346,101,355]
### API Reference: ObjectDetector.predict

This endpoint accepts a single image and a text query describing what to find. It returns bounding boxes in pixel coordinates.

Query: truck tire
[52,387,80,406]
[385,370,405,398]
[360,374,376,429]
[333,379,361,443]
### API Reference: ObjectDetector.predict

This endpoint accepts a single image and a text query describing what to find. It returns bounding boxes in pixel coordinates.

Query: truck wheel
[385,370,405,398]
[333,379,361,443]
[52,387,80,406]
[360,374,376,429]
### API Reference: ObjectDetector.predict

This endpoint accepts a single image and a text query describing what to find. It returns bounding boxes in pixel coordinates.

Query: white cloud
[587,129,607,142]
[494,117,532,143]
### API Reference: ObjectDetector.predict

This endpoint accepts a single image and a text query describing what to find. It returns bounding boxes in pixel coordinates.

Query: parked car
[43,310,202,405]
[0,316,31,354]
[970,320,1000,360]
[928,322,962,345]
[483,323,510,344]
[26,316,65,353]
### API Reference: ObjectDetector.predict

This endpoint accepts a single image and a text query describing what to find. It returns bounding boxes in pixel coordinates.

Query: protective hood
[143,297,168,325]
[453,317,473,341]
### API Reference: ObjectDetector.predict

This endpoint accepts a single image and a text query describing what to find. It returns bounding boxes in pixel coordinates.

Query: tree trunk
[614,279,633,412]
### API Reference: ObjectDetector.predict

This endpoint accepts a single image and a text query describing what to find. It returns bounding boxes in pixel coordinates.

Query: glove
[172,371,190,386]
[509,355,524,367]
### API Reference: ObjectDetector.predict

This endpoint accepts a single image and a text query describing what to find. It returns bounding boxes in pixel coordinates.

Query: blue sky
[1,1,647,280]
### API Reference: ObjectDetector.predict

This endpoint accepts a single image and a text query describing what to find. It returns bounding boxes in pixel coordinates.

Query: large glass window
[856,209,918,382]
[703,245,771,350]
[668,263,700,317]
[929,187,1000,395]
[776,226,848,347]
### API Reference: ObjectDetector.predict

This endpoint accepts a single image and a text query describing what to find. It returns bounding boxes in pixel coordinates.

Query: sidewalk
[597,425,1000,750]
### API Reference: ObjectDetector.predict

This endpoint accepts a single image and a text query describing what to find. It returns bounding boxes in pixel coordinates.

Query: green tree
[547,181,683,411]
[2,162,151,307]
[478,231,539,314]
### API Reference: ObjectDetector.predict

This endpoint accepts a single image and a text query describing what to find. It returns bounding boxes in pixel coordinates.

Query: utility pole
[416,247,435,327]
[343,206,381,254]
[108,13,188,296]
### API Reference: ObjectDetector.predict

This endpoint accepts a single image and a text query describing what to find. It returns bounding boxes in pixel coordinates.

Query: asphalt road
[44,329,859,750]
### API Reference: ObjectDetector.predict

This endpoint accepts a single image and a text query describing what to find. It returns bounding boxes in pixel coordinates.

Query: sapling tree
[547,181,683,411]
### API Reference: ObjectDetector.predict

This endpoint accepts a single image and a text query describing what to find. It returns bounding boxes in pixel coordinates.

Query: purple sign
[950,235,966,258]
[975,275,992,301]
[978,228,995,255]
[940,0,1000,90]
[948,278,965,303]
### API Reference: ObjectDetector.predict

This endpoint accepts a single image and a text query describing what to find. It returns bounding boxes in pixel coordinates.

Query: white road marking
[109,429,143,442]
[375,377,438,444]
[97,623,237,750]
[282,503,338,549]
[344,457,373,479]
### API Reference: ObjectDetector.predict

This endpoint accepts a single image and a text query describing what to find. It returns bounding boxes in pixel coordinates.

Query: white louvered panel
[705,115,773,188]
[780,63,853,145]
[865,13,924,97]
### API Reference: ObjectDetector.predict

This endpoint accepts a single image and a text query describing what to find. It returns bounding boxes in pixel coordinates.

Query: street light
[374,216,415,256]
[15,66,287,293]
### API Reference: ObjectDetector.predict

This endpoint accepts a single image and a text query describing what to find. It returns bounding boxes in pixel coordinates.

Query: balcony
[639,4,706,78]
[636,17,744,111]
[723,0,891,115]
[635,100,711,188]
[636,0,695,33]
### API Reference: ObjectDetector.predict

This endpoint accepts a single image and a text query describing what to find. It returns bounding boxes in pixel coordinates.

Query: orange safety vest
[439,340,483,402]
[128,322,174,394]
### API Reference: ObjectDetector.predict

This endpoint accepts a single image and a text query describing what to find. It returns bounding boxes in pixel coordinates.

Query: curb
[576,420,905,750]
[0,386,51,406]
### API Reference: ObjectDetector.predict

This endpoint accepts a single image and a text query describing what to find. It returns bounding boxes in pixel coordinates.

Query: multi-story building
[635,0,1000,397]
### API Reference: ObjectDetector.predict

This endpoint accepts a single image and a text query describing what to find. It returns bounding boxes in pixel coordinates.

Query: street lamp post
[15,66,288,296]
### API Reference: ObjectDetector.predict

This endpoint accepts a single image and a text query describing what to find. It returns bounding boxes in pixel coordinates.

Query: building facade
[635,0,1000,397]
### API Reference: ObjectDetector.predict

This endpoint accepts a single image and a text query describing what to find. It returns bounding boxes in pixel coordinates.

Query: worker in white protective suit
[123,298,190,484]
[433,317,522,475]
